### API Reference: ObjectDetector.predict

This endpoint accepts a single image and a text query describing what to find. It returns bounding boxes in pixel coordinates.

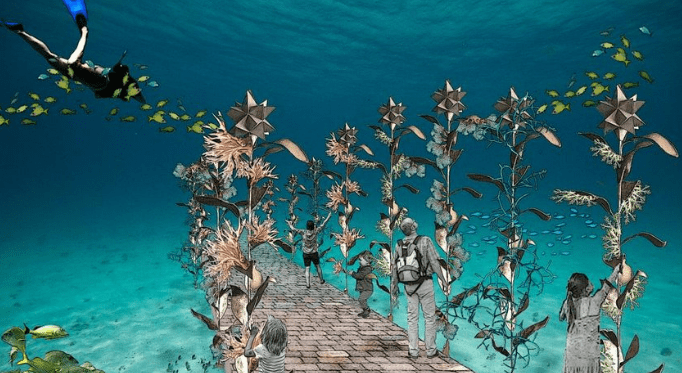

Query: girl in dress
[559,263,621,373]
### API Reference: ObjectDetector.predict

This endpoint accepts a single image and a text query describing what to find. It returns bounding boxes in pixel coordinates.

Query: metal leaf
[396,183,419,194]
[358,144,374,156]
[600,329,619,347]
[579,132,607,144]
[190,308,218,330]
[537,126,562,147]
[273,239,294,253]
[523,207,552,221]
[621,232,666,248]
[643,132,679,157]
[449,283,481,307]
[518,316,549,339]
[459,187,482,199]
[573,191,612,214]
[420,114,440,125]
[406,125,426,140]
[247,276,271,315]
[620,334,639,368]
[647,364,665,373]
[467,173,505,192]
[194,195,240,217]
[273,138,309,163]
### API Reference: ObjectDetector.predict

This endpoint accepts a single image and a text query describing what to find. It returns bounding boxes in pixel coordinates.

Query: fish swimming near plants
[1,327,28,365]
[639,70,654,84]
[23,324,68,340]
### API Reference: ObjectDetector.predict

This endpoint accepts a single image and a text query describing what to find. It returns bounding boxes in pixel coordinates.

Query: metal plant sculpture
[552,85,676,373]
[420,80,482,354]
[176,90,308,370]
[370,97,429,320]
[325,123,374,291]
[449,87,561,372]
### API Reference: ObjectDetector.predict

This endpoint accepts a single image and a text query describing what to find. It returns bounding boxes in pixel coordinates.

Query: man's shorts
[303,252,320,266]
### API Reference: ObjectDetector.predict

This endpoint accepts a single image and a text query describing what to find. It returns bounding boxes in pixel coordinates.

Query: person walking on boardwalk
[391,217,448,359]
[348,250,374,318]
[559,263,621,373]
[287,211,332,288]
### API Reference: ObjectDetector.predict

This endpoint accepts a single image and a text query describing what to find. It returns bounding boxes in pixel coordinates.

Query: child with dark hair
[244,315,288,373]
[349,250,374,318]
[287,212,332,288]
[559,263,621,373]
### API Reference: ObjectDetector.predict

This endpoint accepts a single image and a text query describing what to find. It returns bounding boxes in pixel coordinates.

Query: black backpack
[395,235,427,284]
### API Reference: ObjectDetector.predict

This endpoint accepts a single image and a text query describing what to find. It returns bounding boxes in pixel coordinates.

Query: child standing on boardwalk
[244,315,288,373]
[287,212,332,288]
[349,251,374,318]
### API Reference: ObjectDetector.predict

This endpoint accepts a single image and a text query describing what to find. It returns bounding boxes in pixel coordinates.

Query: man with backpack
[391,217,449,359]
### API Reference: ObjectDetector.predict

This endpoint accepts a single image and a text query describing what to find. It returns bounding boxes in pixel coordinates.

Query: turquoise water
[1,0,681,372]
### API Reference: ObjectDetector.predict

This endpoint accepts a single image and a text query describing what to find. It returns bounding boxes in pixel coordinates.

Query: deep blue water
[1,1,681,372]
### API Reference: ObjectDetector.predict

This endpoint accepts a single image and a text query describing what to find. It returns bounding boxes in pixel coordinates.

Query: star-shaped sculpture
[431,80,467,122]
[378,97,406,130]
[338,123,358,145]
[494,87,533,128]
[227,90,275,141]
[597,85,645,137]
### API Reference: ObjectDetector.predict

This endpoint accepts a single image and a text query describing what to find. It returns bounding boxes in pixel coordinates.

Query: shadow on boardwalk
[225,244,474,373]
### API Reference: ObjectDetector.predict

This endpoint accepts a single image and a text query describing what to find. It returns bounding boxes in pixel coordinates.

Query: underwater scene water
[1,0,681,372]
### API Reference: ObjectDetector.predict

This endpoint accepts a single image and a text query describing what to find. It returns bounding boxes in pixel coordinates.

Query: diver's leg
[11,28,59,61]
[305,266,311,288]
[66,26,88,64]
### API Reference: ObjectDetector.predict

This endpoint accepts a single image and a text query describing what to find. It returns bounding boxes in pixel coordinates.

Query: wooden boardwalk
[224,244,474,373]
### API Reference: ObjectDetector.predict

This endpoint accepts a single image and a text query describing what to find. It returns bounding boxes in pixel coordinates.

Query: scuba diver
[1,0,145,103]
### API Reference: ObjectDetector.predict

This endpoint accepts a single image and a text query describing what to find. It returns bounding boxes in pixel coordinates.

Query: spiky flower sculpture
[370,97,429,321]
[455,87,560,372]
[185,90,308,371]
[553,84,677,373]
[420,80,481,355]
[325,123,374,291]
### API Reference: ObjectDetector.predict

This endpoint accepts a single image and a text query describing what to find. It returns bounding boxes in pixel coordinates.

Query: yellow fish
[137,75,150,82]
[30,105,48,117]
[122,73,130,86]
[156,99,169,108]
[611,52,630,66]
[16,105,29,113]
[44,97,57,103]
[600,42,614,49]
[564,90,575,98]
[46,68,60,75]
[206,122,218,130]
[545,89,560,97]
[585,71,599,79]
[193,120,205,126]
[195,110,207,118]
[109,108,120,116]
[631,50,644,61]
[187,123,204,134]
[575,86,588,96]
[0,115,9,126]
[112,88,123,98]
[169,112,180,120]
[180,114,192,121]
[28,92,40,101]
[5,107,17,114]
[591,83,610,96]
[623,81,640,89]
[536,104,548,114]
[56,78,72,93]
[620,34,630,48]
[126,84,141,99]
[603,72,616,80]
[120,116,136,122]
[67,66,75,78]
[148,113,166,124]
[551,101,570,114]
[21,118,37,125]
[639,70,654,83]
[60,108,77,115]
[154,110,166,116]
[140,103,153,110]
[159,126,176,133]
[582,100,597,107]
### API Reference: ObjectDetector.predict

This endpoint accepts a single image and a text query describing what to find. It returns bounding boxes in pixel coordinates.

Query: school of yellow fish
[1,63,215,134]
[538,26,654,116]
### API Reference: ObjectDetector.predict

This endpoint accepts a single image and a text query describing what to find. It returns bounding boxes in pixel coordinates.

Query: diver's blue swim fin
[62,0,88,26]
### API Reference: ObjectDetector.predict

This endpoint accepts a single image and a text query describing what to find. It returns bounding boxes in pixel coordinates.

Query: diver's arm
[66,27,88,64]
